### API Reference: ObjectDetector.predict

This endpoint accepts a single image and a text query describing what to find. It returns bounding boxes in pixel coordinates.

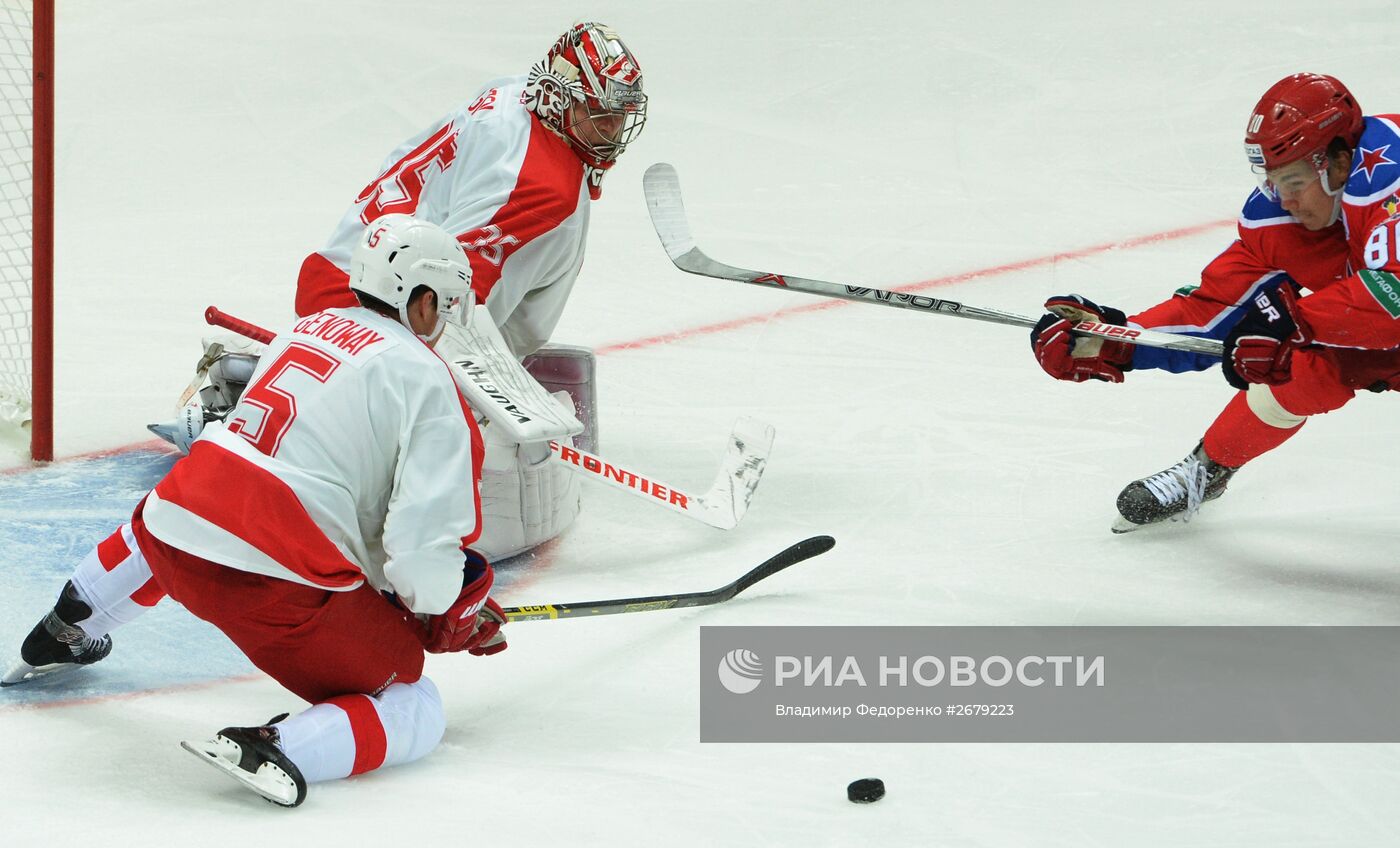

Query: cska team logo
[1358,145,1396,182]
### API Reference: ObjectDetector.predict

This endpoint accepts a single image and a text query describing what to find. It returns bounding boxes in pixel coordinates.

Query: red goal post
[0,0,51,461]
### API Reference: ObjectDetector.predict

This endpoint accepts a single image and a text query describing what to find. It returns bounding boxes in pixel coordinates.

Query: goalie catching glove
[417,551,508,656]
[1030,294,1135,383]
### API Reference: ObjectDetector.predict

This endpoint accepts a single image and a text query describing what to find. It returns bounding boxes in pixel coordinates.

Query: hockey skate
[1,581,113,686]
[1111,442,1237,534]
[181,715,308,808]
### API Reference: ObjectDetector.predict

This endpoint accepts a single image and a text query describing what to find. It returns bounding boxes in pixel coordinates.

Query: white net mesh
[0,3,29,428]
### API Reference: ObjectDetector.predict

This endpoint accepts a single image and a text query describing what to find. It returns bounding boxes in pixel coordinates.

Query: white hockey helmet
[348,214,474,342]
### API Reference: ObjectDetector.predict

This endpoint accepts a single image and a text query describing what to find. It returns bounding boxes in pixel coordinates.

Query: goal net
[0,1,50,461]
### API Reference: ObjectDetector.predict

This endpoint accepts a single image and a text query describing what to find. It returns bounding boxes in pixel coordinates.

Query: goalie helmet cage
[0,0,52,461]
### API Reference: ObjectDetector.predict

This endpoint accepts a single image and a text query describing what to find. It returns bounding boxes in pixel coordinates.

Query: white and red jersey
[143,307,484,616]
[297,75,590,359]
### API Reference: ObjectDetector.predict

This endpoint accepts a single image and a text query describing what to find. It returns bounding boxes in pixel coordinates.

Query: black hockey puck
[847,778,885,803]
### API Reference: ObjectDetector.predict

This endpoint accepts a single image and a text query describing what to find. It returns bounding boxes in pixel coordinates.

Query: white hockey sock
[274,677,445,783]
[68,523,166,638]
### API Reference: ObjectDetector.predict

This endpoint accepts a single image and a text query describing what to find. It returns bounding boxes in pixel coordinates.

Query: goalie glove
[1030,294,1134,383]
[1222,283,1310,390]
[417,552,508,656]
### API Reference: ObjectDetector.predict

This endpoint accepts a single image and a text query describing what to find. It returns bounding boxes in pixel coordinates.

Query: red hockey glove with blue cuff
[1222,284,1310,390]
[1030,294,1134,383]
[418,552,508,656]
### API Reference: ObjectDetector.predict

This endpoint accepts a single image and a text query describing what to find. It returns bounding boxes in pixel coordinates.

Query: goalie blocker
[151,322,598,563]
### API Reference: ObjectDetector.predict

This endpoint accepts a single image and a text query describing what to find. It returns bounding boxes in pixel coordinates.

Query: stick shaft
[206,306,274,344]
[501,535,835,621]
[643,163,1224,357]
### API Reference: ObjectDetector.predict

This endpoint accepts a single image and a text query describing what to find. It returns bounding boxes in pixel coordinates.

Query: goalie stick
[501,535,834,621]
[174,339,224,413]
[203,307,771,530]
[642,163,1225,358]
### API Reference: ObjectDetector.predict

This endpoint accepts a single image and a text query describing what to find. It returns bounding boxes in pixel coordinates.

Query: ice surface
[3,1,1400,845]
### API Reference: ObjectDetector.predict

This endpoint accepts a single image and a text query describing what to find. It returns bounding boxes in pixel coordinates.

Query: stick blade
[692,416,775,530]
[644,162,697,262]
[729,534,835,599]
[643,162,787,286]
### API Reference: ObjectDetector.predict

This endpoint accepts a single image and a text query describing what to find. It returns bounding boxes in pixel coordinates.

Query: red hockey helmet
[1244,73,1363,172]
[523,22,647,171]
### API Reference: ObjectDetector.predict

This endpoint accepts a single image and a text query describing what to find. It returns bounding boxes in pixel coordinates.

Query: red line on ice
[0,673,265,714]
[596,218,1234,355]
[9,218,1233,468]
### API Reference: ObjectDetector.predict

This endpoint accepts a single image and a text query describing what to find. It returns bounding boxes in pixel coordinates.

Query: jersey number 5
[227,343,341,457]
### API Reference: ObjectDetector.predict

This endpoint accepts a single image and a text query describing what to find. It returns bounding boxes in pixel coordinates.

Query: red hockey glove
[418,553,509,656]
[1030,294,1134,383]
[1222,284,1310,390]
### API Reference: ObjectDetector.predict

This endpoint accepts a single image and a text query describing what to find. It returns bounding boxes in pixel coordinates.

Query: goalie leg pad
[524,344,598,453]
[474,415,582,561]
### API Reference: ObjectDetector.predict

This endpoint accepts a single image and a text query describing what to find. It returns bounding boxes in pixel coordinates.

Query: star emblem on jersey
[1358,145,1395,182]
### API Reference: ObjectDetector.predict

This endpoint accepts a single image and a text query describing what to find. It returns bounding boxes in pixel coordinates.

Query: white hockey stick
[549,416,774,531]
[203,307,772,531]
[643,163,1225,357]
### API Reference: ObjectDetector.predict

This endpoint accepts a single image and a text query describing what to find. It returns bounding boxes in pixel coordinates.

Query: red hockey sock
[1201,392,1302,468]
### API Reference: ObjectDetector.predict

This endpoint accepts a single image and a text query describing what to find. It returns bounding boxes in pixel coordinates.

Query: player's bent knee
[376,677,445,767]
[1245,383,1307,429]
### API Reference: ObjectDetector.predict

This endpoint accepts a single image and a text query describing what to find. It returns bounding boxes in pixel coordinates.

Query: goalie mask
[348,214,474,343]
[523,22,647,197]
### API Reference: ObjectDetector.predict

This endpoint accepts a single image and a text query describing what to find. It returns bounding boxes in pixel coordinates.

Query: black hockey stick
[501,535,834,621]
[642,163,1224,357]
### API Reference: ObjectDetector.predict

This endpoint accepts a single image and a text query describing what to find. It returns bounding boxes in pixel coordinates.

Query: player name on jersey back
[291,311,390,359]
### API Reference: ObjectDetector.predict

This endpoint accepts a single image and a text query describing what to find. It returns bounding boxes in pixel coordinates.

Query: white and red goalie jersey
[296,75,590,359]
[143,307,485,616]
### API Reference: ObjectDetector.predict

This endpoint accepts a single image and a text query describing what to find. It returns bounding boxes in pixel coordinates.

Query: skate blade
[1111,512,1203,535]
[0,659,84,687]
[1110,516,1144,534]
[180,737,303,808]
